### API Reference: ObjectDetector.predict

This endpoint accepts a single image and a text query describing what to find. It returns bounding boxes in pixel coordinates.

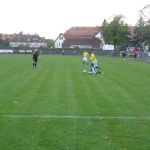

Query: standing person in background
[74,50,77,55]
[32,49,39,69]
[122,51,126,61]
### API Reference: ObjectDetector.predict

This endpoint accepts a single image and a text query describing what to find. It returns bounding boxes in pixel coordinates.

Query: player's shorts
[33,56,38,62]
[91,60,97,66]
[94,60,97,66]
[83,57,88,62]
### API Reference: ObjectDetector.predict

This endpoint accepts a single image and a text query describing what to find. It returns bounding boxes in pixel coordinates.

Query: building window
[59,37,63,40]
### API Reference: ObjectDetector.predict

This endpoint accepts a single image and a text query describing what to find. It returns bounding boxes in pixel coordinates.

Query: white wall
[103,44,114,50]
[0,49,13,53]
[55,34,65,48]
[95,32,104,43]
[9,42,47,48]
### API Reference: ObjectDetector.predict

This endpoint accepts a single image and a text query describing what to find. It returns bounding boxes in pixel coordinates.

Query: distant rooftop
[64,27,100,38]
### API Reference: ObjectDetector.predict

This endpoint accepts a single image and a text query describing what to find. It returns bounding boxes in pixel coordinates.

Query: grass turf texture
[0,54,150,150]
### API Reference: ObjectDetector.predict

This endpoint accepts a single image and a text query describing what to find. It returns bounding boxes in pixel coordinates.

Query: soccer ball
[83,70,87,73]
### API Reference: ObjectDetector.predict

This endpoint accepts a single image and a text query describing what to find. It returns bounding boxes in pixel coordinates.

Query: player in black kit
[32,49,39,69]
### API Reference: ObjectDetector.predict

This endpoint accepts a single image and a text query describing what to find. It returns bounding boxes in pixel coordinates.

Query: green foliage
[142,26,150,49]
[47,39,54,48]
[101,15,130,50]
[136,4,150,51]
[0,40,9,48]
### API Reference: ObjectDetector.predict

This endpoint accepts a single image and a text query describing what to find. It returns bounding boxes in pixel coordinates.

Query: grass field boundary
[0,115,150,119]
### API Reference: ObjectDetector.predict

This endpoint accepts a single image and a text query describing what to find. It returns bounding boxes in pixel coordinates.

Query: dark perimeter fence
[0,48,119,56]
[0,48,149,63]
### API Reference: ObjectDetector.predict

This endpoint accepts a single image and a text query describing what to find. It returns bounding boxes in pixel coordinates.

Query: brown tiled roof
[2,34,17,41]
[11,34,47,43]
[64,27,100,38]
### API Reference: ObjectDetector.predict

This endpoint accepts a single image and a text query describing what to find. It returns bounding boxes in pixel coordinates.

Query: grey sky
[0,0,149,39]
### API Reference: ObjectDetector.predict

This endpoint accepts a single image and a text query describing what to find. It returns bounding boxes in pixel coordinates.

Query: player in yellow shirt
[90,52,97,67]
[88,52,102,75]
[82,51,89,73]
[82,51,89,66]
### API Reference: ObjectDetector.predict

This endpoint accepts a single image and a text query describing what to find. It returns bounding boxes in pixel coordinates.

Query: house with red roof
[55,27,104,49]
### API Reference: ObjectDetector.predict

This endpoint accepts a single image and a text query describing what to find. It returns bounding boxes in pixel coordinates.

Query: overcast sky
[0,0,149,39]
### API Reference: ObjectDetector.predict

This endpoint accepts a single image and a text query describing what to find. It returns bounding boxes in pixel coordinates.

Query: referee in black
[32,49,39,69]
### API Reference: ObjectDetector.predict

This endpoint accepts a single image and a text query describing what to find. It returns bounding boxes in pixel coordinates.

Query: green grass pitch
[0,54,150,150]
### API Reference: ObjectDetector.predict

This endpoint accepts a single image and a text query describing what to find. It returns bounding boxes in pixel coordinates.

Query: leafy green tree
[101,19,111,43]
[135,4,150,51]
[47,39,54,48]
[0,40,9,48]
[101,15,130,50]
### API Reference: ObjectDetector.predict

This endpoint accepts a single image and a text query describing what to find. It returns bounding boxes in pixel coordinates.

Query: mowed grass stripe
[1,115,150,119]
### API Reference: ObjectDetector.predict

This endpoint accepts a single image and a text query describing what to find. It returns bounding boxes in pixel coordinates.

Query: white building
[9,34,47,48]
[54,27,104,49]
[54,34,65,48]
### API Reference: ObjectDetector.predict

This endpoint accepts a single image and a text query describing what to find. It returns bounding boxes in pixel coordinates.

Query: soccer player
[88,52,102,75]
[90,52,97,67]
[32,49,39,69]
[82,51,89,66]
[122,51,126,61]
[82,51,89,73]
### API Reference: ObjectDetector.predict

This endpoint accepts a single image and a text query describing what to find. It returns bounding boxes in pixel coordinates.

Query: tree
[0,40,9,48]
[139,4,150,25]
[101,19,110,43]
[101,15,130,50]
[47,39,54,48]
[136,4,150,51]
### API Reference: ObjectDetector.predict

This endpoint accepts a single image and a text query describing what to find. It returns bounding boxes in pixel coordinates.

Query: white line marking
[0,115,150,119]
